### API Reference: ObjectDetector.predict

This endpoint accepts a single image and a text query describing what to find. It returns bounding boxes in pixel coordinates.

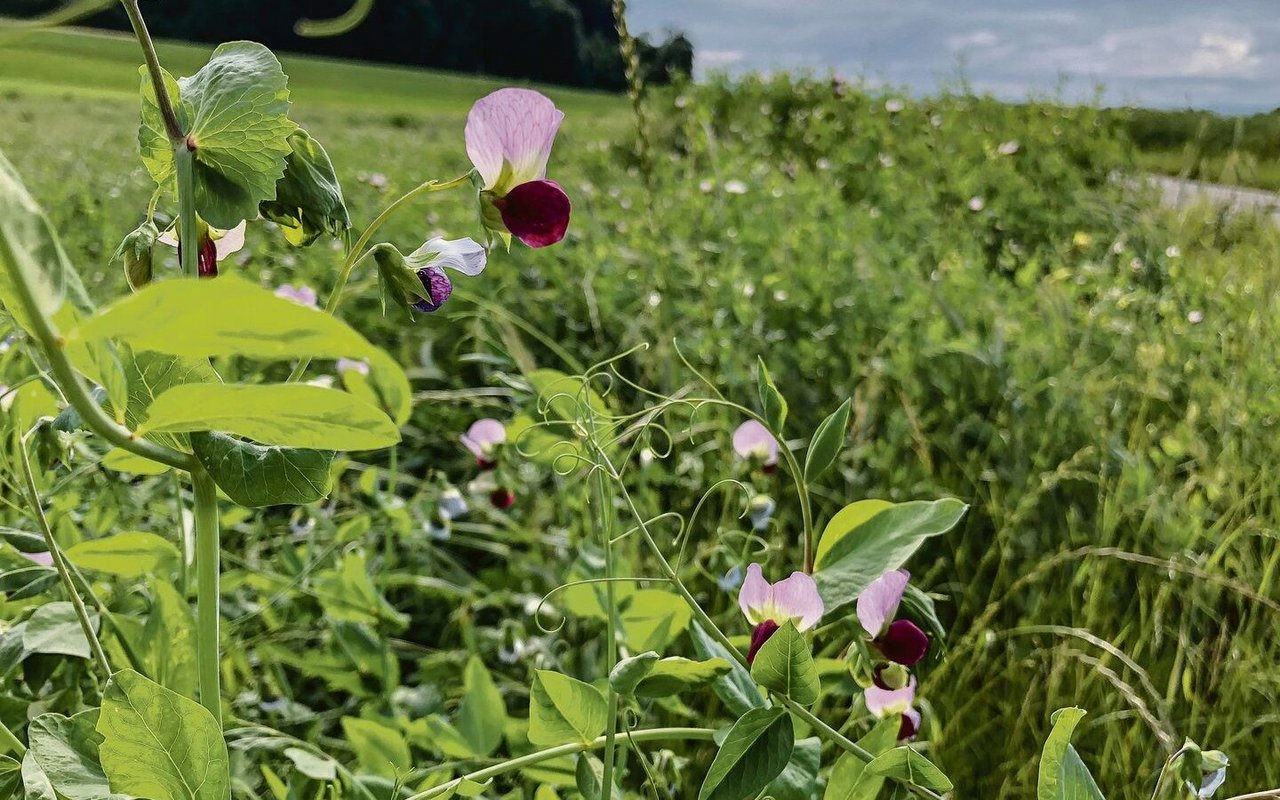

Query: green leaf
[22,751,57,800]
[116,352,221,453]
[72,274,411,426]
[0,755,19,796]
[28,711,127,800]
[456,656,506,757]
[102,448,172,476]
[698,707,795,800]
[140,43,298,228]
[689,623,766,715]
[609,652,733,698]
[65,531,180,579]
[865,746,953,792]
[620,589,692,652]
[1038,708,1106,800]
[814,499,968,611]
[575,752,622,800]
[749,621,820,705]
[23,602,98,659]
[823,716,902,800]
[139,383,400,451]
[756,357,788,432]
[144,580,198,700]
[528,670,609,746]
[312,551,409,630]
[608,652,661,695]
[767,737,821,800]
[283,748,337,781]
[96,668,230,800]
[192,432,335,507]
[804,398,851,483]
[527,368,610,441]
[813,499,892,568]
[341,717,410,778]
[260,128,350,246]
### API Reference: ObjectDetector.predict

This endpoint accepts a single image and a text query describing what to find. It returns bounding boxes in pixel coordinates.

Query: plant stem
[0,717,25,757]
[16,432,112,678]
[119,0,182,141]
[403,728,716,800]
[595,467,620,796]
[192,468,223,725]
[286,172,471,381]
[174,145,198,277]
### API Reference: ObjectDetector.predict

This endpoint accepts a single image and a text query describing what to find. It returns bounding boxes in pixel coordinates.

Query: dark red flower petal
[898,710,919,741]
[178,236,220,278]
[496,179,570,248]
[477,457,498,471]
[490,487,516,510]
[876,619,930,666]
[412,266,453,313]
[747,619,781,663]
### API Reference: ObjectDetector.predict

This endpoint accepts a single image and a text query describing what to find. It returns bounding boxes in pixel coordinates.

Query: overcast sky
[630,0,1280,113]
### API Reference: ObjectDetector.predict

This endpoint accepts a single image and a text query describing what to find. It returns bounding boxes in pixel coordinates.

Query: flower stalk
[192,467,223,725]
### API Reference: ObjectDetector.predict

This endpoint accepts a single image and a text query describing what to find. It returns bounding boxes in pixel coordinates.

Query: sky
[629,0,1280,113]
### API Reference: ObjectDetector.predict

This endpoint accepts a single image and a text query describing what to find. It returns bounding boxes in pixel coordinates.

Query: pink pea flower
[406,237,487,313]
[466,88,571,248]
[460,418,506,470]
[739,563,823,662]
[857,569,930,666]
[22,551,54,567]
[336,359,370,376]
[275,283,317,307]
[159,220,246,278]
[732,420,779,470]
[864,676,922,740]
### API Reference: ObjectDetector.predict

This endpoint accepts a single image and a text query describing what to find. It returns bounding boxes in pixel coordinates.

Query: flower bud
[490,487,516,510]
[873,662,911,691]
[747,495,776,531]
[112,221,159,291]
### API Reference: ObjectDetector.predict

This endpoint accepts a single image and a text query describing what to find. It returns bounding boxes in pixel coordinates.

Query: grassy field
[2,27,1279,800]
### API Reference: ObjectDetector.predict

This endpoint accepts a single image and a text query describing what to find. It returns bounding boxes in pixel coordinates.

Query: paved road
[1143,174,1280,224]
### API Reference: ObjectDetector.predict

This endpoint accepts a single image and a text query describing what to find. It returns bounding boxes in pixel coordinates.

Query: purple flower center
[875,619,930,666]
[898,711,919,741]
[747,619,781,663]
[412,266,453,313]
[495,179,571,248]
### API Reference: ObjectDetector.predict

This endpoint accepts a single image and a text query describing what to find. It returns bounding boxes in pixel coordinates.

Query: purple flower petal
[214,221,247,260]
[275,283,317,307]
[466,88,565,192]
[336,358,370,376]
[877,619,930,666]
[771,571,824,631]
[738,563,772,625]
[412,266,453,313]
[22,551,54,567]
[900,708,921,740]
[864,676,916,717]
[461,418,506,461]
[732,420,779,465]
[747,620,780,663]
[495,179,571,248]
[409,236,487,276]
[857,569,910,637]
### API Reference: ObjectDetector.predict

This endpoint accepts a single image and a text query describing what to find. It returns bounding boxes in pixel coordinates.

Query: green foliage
[341,716,411,778]
[804,398,851,483]
[27,711,121,800]
[749,621,820,705]
[23,602,97,659]
[698,707,795,800]
[823,717,902,800]
[259,128,350,246]
[65,531,180,578]
[756,357,788,432]
[190,432,335,507]
[1038,708,1106,800]
[689,624,768,715]
[528,671,609,746]
[865,747,954,792]
[456,656,506,757]
[609,651,733,698]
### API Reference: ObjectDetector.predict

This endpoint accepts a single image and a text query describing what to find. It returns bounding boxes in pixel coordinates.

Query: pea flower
[733,420,779,470]
[864,677,921,740]
[747,495,776,531]
[275,284,317,307]
[438,486,469,521]
[159,220,246,278]
[460,418,506,470]
[739,563,824,662]
[336,359,370,376]
[857,569,930,666]
[489,487,517,510]
[466,88,571,248]
[21,550,54,567]
[373,237,487,314]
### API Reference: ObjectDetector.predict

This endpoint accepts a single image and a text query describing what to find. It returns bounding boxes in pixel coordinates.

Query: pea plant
[0,3,1243,800]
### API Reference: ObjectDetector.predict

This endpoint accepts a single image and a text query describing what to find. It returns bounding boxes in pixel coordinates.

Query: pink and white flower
[275,283,317,307]
[460,418,506,469]
[739,563,824,662]
[466,88,571,248]
[159,220,246,277]
[857,569,930,666]
[732,420,779,468]
[405,237,487,313]
[864,676,922,740]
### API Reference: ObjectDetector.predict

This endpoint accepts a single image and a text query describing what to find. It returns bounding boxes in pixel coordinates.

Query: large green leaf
[138,383,399,450]
[689,623,766,715]
[823,716,902,800]
[814,499,968,611]
[750,621,820,705]
[609,652,732,698]
[1038,708,1106,800]
[0,755,19,797]
[865,746,953,792]
[767,737,821,800]
[528,670,609,746]
[115,351,220,453]
[139,42,297,228]
[28,711,129,800]
[23,602,98,659]
[456,656,506,757]
[260,128,350,246]
[144,580,197,700]
[71,274,411,425]
[192,432,334,507]
[96,669,230,800]
[698,707,794,800]
[620,589,691,652]
[312,551,409,630]
[341,717,410,778]
[65,531,180,579]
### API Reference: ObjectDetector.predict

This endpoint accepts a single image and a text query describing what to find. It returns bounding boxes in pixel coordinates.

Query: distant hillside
[0,0,693,90]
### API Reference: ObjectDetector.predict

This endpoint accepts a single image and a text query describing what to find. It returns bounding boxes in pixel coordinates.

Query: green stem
[119,0,182,141]
[16,432,112,678]
[404,728,716,800]
[192,468,223,725]
[0,717,25,757]
[174,146,198,277]
[595,467,620,795]
[286,172,471,382]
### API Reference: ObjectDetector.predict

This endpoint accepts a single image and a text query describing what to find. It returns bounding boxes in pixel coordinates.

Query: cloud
[699,49,746,69]
[1187,32,1260,77]
[948,30,1000,50]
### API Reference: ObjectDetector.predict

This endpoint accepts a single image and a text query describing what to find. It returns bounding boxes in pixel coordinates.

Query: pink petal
[409,237,488,276]
[461,418,506,459]
[864,676,916,717]
[214,221,247,261]
[857,569,910,637]
[738,563,772,625]
[275,284,317,307]
[496,179,570,248]
[732,420,779,465]
[465,88,564,192]
[336,358,369,376]
[771,571,824,630]
[22,551,54,567]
